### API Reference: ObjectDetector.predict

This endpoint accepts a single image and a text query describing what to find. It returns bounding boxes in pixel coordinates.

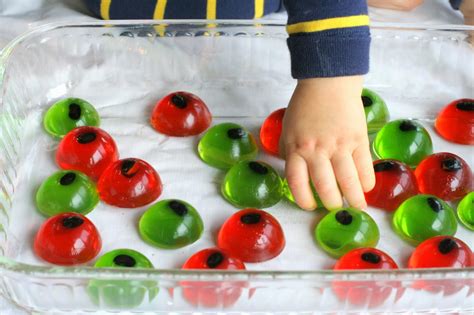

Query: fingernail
[326,203,344,211]
[302,201,317,211]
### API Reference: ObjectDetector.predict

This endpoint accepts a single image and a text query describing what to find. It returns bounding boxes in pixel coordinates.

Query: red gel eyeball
[150,91,212,137]
[260,108,285,157]
[217,208,285,263]
[34,212,102,265]
[435,99,474,145]
[56,126,119,181]
[414,152,473,201]
[181,248,246,308]
[333,248,400,308]
[98,158,163,208]
[365,160,418,211]
[408,236,473,295]
[409,236,473,269]
[334,248,398,270]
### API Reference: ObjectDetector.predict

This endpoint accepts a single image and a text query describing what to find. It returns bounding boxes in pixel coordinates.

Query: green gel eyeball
[315,208,380,258]
[43,98,100,138]
[457,192,474,231]
[362,88,390,134]
[88,249,157,308]
[221,161,283,208]
[373,119,433,168]
[198,122,258,169]
[36,170,99,217]
[139,199,204,249]
[282,179,323,210]
[392,195,457,246]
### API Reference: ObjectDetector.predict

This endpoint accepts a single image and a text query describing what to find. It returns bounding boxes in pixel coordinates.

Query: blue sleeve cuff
[287,28,371,79]
[450,0,463,10]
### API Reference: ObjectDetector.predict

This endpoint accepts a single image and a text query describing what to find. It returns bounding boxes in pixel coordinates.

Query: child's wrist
[297,76,364,98]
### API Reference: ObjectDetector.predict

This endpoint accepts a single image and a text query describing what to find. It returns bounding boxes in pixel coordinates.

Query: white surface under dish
[0,21,473,314]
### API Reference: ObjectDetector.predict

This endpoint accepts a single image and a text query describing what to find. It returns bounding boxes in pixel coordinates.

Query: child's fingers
[331,153,367,209]
[278,138,287,159]
[353,144,376,192]
[307,152,343,210]
[285,153,316,210]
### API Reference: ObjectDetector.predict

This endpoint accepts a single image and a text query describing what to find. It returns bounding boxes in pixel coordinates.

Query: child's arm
[368,0,424,11]
[281,0,375,210]
[368,0,474,27]
[367,0,474,40]
[82,0,282,19]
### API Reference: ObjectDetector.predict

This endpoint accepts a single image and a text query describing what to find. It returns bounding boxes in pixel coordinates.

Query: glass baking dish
[0,20,473,314]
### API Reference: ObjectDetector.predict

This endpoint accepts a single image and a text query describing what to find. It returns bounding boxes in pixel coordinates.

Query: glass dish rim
[0,19,473,282]
[1,18,474,56]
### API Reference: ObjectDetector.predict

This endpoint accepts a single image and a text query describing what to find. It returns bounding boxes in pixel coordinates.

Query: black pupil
[62,216,84,228]
[113,254,136,267]
[335,210,353,225]
[59,172,76,185]
[206,252,224,268]
[227,128,245,139]
[456,101,474,111]
[441,158,461,172]
[438,238,457,254]
[361,96,373,107]
[373,161,395,172]
[68,103,81,120]
[171,94,187,109]
[361,252,381,264]
[427,197,443,212]
[249,162,268,174]
[121,159,136,177]
[169,200,188,216]
[399,120,417,132]
[240,213,261,224]
[76,132,96,144]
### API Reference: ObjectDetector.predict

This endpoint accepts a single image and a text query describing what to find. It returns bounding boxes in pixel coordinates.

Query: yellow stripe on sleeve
[287,15,370,35]
[254,0,264,19]
[207,0,217,19]
[153,0,168,19]
[100,0,112,20]
[153,0,168,36]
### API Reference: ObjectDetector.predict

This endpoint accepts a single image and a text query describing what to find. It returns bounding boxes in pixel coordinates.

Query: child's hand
[280,77,375,211]
[368,0,424,11]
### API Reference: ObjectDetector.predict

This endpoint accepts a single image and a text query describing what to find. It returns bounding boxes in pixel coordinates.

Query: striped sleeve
[283,0,371,79]
[83,0,282,20]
